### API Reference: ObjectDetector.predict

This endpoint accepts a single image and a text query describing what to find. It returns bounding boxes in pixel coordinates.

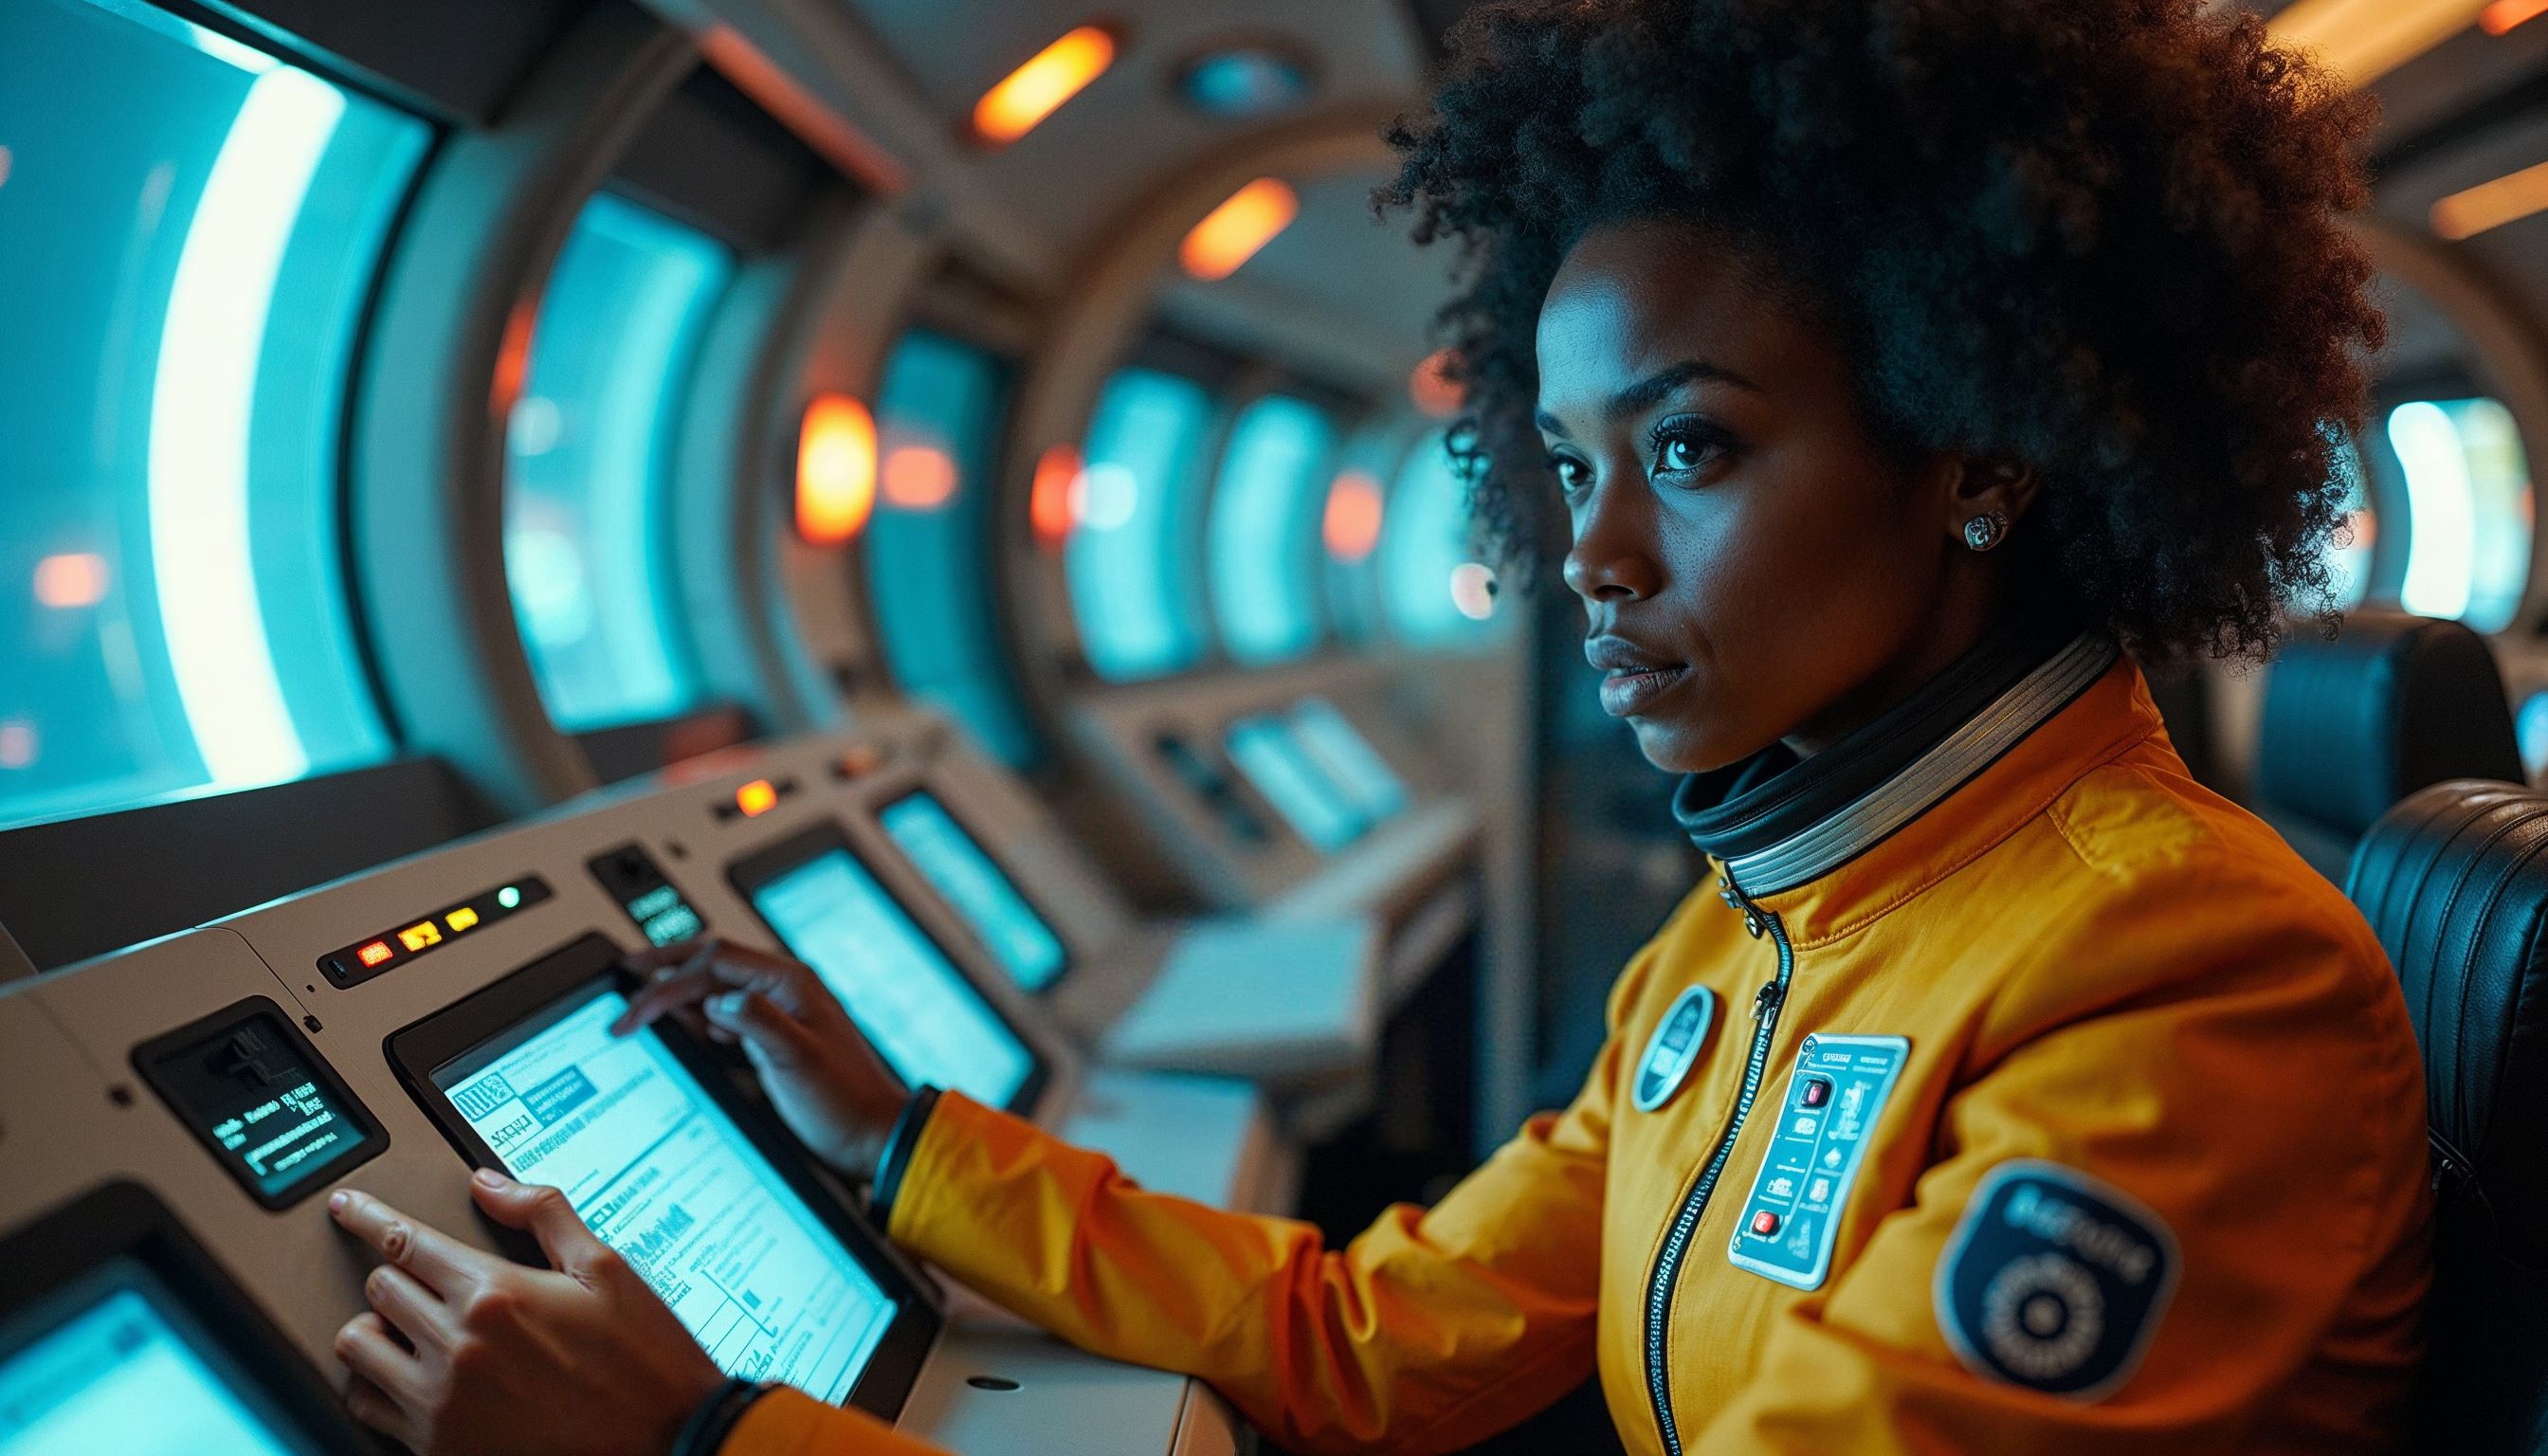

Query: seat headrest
[2347,779,2548,1267]
[2254,610,2524,840]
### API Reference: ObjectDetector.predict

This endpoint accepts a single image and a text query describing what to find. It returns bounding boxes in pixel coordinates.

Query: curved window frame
[1205,392,1338,667]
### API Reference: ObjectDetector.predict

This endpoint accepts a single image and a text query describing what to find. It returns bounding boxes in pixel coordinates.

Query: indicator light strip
[317,875,555,989]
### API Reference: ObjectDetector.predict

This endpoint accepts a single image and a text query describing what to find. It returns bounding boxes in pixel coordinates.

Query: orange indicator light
[882,444,958,510]
[796,394,877,544]
[1179,178,1297,282]
[397,920,443,953]
[973,25,1116,147]
[446,905,482,934]
[1323,472,1386,562]
[1410,349,1464,418]
[356,940,395,968]
[736,778,779,817]
[32,553,109,609]
[1030,443,1082,550]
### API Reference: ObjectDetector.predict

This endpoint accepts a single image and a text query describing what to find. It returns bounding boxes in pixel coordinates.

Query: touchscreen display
[0,1263,306,1456]
[1285,699,1407,825]
[429,986,893,1401]
[876,794,1066,993]
[1227,715,1365,853]
[747,847,1036,1109]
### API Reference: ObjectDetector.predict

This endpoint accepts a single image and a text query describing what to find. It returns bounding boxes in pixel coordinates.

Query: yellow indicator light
[397,920,443,953]
[1179,178,1298,282]
[736,778,780,817]
[973,25,1116,148]
[446,905,482,934]
[2432,157,2548,240]
[796,394,877,545]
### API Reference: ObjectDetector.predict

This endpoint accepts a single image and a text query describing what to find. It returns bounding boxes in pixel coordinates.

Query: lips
[1587,636,1690,718]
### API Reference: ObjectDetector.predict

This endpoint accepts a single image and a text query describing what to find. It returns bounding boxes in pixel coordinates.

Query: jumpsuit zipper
[1642,875,1793,1456]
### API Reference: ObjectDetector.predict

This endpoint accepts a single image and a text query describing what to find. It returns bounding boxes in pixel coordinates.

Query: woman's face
[1536,217,1993,774]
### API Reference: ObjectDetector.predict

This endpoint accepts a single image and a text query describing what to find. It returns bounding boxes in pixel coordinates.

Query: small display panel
[0,1183,367,1456]
[875,792,1067,993]
[589,843,706,947]
[732,826,1045,1113]
[388,937,937,1419]
[0,1267,302,1455]
[1285,698,1407,825]
[318,873,555,987]
[1155,733,1270,845]
[1226,714,1366,854]
[131,1000,385,1210]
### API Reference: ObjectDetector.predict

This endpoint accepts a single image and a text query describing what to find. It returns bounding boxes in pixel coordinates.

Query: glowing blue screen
[0,1265,302,1455]
[877,793,1066,992]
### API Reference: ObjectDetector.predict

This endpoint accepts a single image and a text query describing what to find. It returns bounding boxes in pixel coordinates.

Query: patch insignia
[1724,1033,1909,1289]
[1934,1160,2181,1400]
[1631,985,1718,1113]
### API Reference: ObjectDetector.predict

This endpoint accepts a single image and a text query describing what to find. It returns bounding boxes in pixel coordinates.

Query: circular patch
[1631,985,1718,1113]
[1934,1160,2178,1400]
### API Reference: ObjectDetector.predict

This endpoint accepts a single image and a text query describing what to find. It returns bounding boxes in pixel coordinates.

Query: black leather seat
[2254,610,2525,880]
[2347,780,2548,1452]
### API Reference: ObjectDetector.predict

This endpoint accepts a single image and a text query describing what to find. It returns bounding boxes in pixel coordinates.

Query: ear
[1944,457,2040,545]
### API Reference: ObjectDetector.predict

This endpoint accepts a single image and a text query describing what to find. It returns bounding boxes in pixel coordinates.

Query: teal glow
[504,194,733,732]
[1067,369,1215,681]
[0,0,420,830]
[868,331,1039,766]
[1380,433,1493,646]
[2391,398,2532,632]
[1208,396,1335,665]
[498,885,522,910]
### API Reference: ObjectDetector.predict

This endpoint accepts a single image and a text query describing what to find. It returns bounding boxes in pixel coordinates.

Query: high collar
[1674,619,2147,945]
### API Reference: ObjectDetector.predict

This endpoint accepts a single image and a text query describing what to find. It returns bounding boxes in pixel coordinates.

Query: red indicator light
[356,940,394,968]
[1751,1210,1782,1237]
[736,779,779,817]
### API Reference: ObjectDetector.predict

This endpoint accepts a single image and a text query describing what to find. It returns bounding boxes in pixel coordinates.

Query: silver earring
[1963,513,2008,553]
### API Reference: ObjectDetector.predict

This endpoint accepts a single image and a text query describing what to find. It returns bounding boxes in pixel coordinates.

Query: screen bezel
[726,820,1052,1116]
[871,788,1072,995]
[381,933,942,1424]
[0,1180,374,1453]
[129,996,390,1211]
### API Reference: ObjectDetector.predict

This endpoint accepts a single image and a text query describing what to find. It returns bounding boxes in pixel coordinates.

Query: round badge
[1631,985,1718,1113]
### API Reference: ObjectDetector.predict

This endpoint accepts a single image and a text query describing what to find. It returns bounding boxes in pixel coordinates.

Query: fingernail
[708,990,749,1021]
[329,1192,348,1213]
[473,1168,511,1189]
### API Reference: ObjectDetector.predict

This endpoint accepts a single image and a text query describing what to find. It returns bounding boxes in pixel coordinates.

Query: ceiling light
[1179,177,1297,281]
[1176,46,1313,118]
[973,25,1116,148]
[796,394,876,544]
[2268,0,2491,88]
[2482,0,2548,33]
[2431,157,2548,239]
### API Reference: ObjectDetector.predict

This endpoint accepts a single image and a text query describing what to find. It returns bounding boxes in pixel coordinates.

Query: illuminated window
[2387,398,2533,632]
[2519,690,2548,783]
[1067,369,1214,681]
[0,0,425,830]
[1208,396,1336,665]
[1380,433,1497,646]
[2325,435,2374,611]
[868,331,1039,765]
[503,195,734,731]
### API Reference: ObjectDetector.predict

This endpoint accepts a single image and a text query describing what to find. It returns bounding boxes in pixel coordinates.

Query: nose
[1561,477,1662,606]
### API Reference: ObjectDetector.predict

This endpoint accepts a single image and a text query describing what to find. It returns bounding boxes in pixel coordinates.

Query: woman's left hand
[329,1169,726,1456]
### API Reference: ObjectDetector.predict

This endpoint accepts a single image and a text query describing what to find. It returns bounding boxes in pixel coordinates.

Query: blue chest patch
[1724,1033,1909,1289]
[1934,1160,2180,1400]
[1631,985,1717,1113]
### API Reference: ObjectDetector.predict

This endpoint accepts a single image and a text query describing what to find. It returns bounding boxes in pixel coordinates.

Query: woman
[325,1,2432,1451]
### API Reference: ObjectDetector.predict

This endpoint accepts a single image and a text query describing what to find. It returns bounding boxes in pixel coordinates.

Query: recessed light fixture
[1175,44,1314,118]
[2267,0,2492,88]
[2431,157,2548,240]
[1179,177,1298,281]
[972,24,1118,148]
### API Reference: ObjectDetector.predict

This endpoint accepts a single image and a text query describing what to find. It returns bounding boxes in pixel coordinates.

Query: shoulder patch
[1631,985,1718,1113]
[1934,1159,2180,1400]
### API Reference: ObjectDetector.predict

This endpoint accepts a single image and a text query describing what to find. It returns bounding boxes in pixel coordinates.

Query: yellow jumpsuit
[726,643,2432,1455]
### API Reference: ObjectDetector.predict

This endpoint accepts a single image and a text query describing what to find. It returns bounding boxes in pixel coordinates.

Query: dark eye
[1648,418,1738,479]
[1659,434,1712,473]
[1550,454,1591,494]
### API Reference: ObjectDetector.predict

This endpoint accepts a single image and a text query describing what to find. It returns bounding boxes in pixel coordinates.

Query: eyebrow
[1536,359,1762,436]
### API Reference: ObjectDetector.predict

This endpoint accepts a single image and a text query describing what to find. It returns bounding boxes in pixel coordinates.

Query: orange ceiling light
[2267,0,2492,88]
[1030,443,1081,550]
[882,443,958,510]
[1179,177,1297,282]
[2482,0,2548,32]
[1323,472,1385,562]
[796,394,877,544]
[973,25,1116,148]
[1410,348,1463,418]
[2431,157,2548,240]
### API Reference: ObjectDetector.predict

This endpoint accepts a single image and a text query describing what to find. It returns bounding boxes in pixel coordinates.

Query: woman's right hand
[614,937,910,1175]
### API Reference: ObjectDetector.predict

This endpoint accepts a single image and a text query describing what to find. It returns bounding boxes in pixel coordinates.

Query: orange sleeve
[876,937,1665,1455]
[717,1387,951,1456]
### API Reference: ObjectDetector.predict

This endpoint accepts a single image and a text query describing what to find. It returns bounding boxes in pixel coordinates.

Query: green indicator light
[497,885,521,910]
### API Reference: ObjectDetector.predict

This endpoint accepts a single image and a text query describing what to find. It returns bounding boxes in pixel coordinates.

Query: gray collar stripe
[1726,633,2120,897]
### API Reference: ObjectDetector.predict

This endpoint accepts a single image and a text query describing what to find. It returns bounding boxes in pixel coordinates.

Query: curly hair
[1380,0,2383,661]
